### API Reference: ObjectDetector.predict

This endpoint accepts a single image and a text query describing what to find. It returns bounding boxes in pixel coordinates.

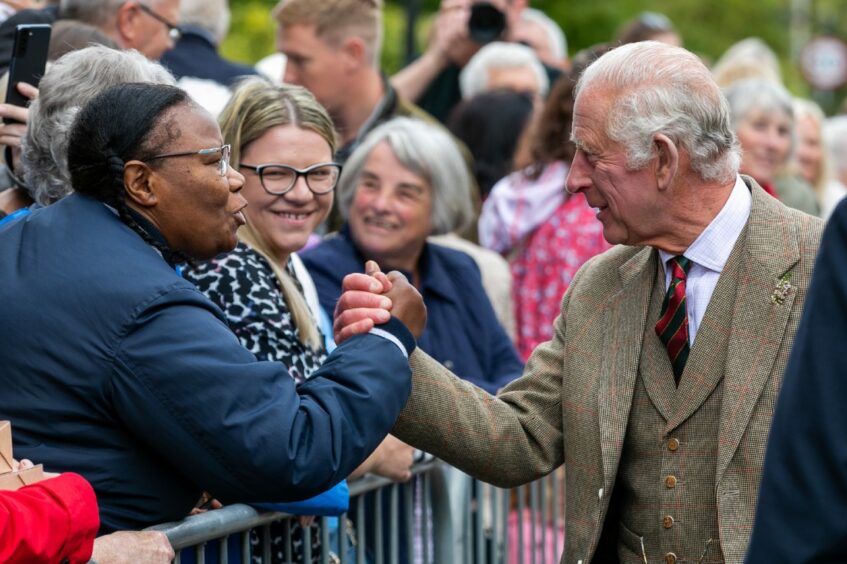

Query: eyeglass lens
[260,165,339,194]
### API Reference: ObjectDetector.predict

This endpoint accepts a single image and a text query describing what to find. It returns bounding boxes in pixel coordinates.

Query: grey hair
[824,116,847,177]
[179,0,231,45]
[521,8,567,59]
[723,78,795,158]
[459,41,549,99]
[712,37,781,88]
[575,41,741,184]
[724,78,794,129]
[337,117,474,235]
[21,45,175,205]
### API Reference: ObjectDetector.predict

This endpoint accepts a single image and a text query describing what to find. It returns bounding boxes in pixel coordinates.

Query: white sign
[800,36,847,90]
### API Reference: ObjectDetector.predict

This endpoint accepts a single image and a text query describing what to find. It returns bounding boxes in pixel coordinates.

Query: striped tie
[655,256,692,385]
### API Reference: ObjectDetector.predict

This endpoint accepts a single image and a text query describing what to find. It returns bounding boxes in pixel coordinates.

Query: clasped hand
[333,260,426,344]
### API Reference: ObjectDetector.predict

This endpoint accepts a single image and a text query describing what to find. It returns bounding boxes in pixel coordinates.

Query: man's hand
[92,531,174,564]
[383,271,426,338]
[370,435,415,482]
[0,82,37,173]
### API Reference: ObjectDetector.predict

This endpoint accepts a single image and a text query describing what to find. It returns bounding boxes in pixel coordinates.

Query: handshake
[333,260,428,344]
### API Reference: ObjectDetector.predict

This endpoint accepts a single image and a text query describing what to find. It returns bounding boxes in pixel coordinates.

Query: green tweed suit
[392,179,823,563]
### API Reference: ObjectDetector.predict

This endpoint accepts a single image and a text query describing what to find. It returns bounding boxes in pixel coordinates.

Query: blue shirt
[302,226,523,393]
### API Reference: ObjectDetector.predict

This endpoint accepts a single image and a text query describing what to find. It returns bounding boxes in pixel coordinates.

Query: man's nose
[566,151,591,194]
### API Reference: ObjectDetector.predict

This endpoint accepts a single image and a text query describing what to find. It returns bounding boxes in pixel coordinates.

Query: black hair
[447,89,534,198]
[67,82,191,264]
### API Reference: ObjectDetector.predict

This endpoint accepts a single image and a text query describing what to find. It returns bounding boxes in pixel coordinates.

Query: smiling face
[736,107,792,186]
[143,105,248,260]
[566,87,662,247]
[238,125,334,264]
[794,114,823,186]
[347,141,433,272]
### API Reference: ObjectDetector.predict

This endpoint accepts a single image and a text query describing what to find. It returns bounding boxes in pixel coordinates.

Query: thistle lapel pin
[771,272,794,305]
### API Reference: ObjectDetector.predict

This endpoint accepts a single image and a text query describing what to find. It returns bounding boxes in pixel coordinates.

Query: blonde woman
[183,76,413,563]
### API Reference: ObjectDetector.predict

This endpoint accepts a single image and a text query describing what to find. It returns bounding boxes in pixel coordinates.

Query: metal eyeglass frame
[147,144,231,177]
[138,3,182,41]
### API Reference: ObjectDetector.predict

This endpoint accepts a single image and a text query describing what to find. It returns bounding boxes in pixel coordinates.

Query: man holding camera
[392,0,561,123]
[274,0,436,164]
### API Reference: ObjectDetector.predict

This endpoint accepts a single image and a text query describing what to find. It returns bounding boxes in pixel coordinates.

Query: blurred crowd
[1,0,846,563]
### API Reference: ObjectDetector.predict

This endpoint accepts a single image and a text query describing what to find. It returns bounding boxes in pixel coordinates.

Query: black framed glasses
[138,3,182,41]
[239,162,342,195]
[147,144,231,177]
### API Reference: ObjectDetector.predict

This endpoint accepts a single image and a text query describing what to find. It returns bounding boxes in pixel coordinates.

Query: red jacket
[0,472,99,563]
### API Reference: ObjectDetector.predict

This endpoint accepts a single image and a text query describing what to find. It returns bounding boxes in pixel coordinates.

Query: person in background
[458,41,548,101]
[821,116,847,219]
[711,37,781,88]
[303,117,523,394]
[616,11,681,46]
[0,81,422,533]
[391,0,561,124]
[788,98,831,215]
[479,73,609,361]
[20,45,175,208]
[724,78,819,216]
[183,76,415,562]
[512,7,568,70]
[448,88,534,199]
[160,0,258,116]
[274,0,435,165]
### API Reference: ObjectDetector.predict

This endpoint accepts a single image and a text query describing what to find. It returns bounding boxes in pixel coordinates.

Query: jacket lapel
[598,246,656,488]
[716,179,801,483]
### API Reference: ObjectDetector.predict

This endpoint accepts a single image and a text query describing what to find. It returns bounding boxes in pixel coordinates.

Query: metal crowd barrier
[146,460,565,564]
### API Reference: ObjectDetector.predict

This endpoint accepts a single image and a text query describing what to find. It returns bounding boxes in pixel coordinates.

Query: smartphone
[5,24,51,108]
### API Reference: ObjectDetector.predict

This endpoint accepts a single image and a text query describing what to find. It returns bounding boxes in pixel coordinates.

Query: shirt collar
[658,175,751,273]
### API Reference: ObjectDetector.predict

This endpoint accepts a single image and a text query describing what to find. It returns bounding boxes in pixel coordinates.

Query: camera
[468,2,506,45]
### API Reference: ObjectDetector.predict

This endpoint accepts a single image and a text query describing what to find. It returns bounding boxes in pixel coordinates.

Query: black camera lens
[468,2,506,45]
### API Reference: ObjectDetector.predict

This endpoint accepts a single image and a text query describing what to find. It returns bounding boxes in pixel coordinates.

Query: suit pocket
[618,520,645,560]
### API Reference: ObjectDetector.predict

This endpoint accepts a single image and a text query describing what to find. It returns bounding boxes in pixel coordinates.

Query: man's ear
[113,1,140,47]
[123,161,159,209]
[340,36,368,71]
[653,133,679,191]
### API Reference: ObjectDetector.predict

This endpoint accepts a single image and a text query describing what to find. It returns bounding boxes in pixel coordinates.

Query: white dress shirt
[658,175,751,344]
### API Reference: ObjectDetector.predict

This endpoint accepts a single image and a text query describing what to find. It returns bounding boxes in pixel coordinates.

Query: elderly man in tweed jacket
[338,41,823,564]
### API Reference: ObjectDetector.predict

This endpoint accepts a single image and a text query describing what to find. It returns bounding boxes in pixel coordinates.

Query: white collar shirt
[658,175,751,344]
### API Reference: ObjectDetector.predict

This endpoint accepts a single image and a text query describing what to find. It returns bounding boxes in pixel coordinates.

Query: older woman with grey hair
[21,45,175,206]
[724,77,819,215]
[459,41,549,101]
[302,117,523,394]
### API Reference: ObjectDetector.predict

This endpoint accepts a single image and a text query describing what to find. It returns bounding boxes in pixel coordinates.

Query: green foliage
[222,0,278,65]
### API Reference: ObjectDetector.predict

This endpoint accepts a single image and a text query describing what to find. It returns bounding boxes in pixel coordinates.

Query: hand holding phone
[5,24,50,108]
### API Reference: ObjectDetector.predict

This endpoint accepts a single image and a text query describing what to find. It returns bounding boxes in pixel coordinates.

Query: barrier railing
[146,460,565,563]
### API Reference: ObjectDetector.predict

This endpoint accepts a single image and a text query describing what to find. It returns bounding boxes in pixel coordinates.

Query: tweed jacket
[392,178,823,563]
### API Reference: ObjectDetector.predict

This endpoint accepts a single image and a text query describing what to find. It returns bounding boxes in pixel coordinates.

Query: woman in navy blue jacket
[0,83,422,533]
[303,117,524,395]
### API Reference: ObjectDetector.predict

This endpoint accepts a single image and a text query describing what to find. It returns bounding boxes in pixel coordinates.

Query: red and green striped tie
[655,255,692,386]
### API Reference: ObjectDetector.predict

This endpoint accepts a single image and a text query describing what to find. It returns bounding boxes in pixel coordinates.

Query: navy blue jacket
[301,226,523,394]
[746,198,847,562]
[0,194,414,533]
[160,27,257,87]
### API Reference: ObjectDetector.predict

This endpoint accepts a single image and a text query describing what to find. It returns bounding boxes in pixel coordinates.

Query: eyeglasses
[138,3,182,41]
[147,144,231,177]
[239,162,342,195]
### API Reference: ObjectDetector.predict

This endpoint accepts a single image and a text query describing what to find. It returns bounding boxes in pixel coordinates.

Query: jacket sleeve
[0,473,99,564]
[109,285,413,504]
[746,200,847,563]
